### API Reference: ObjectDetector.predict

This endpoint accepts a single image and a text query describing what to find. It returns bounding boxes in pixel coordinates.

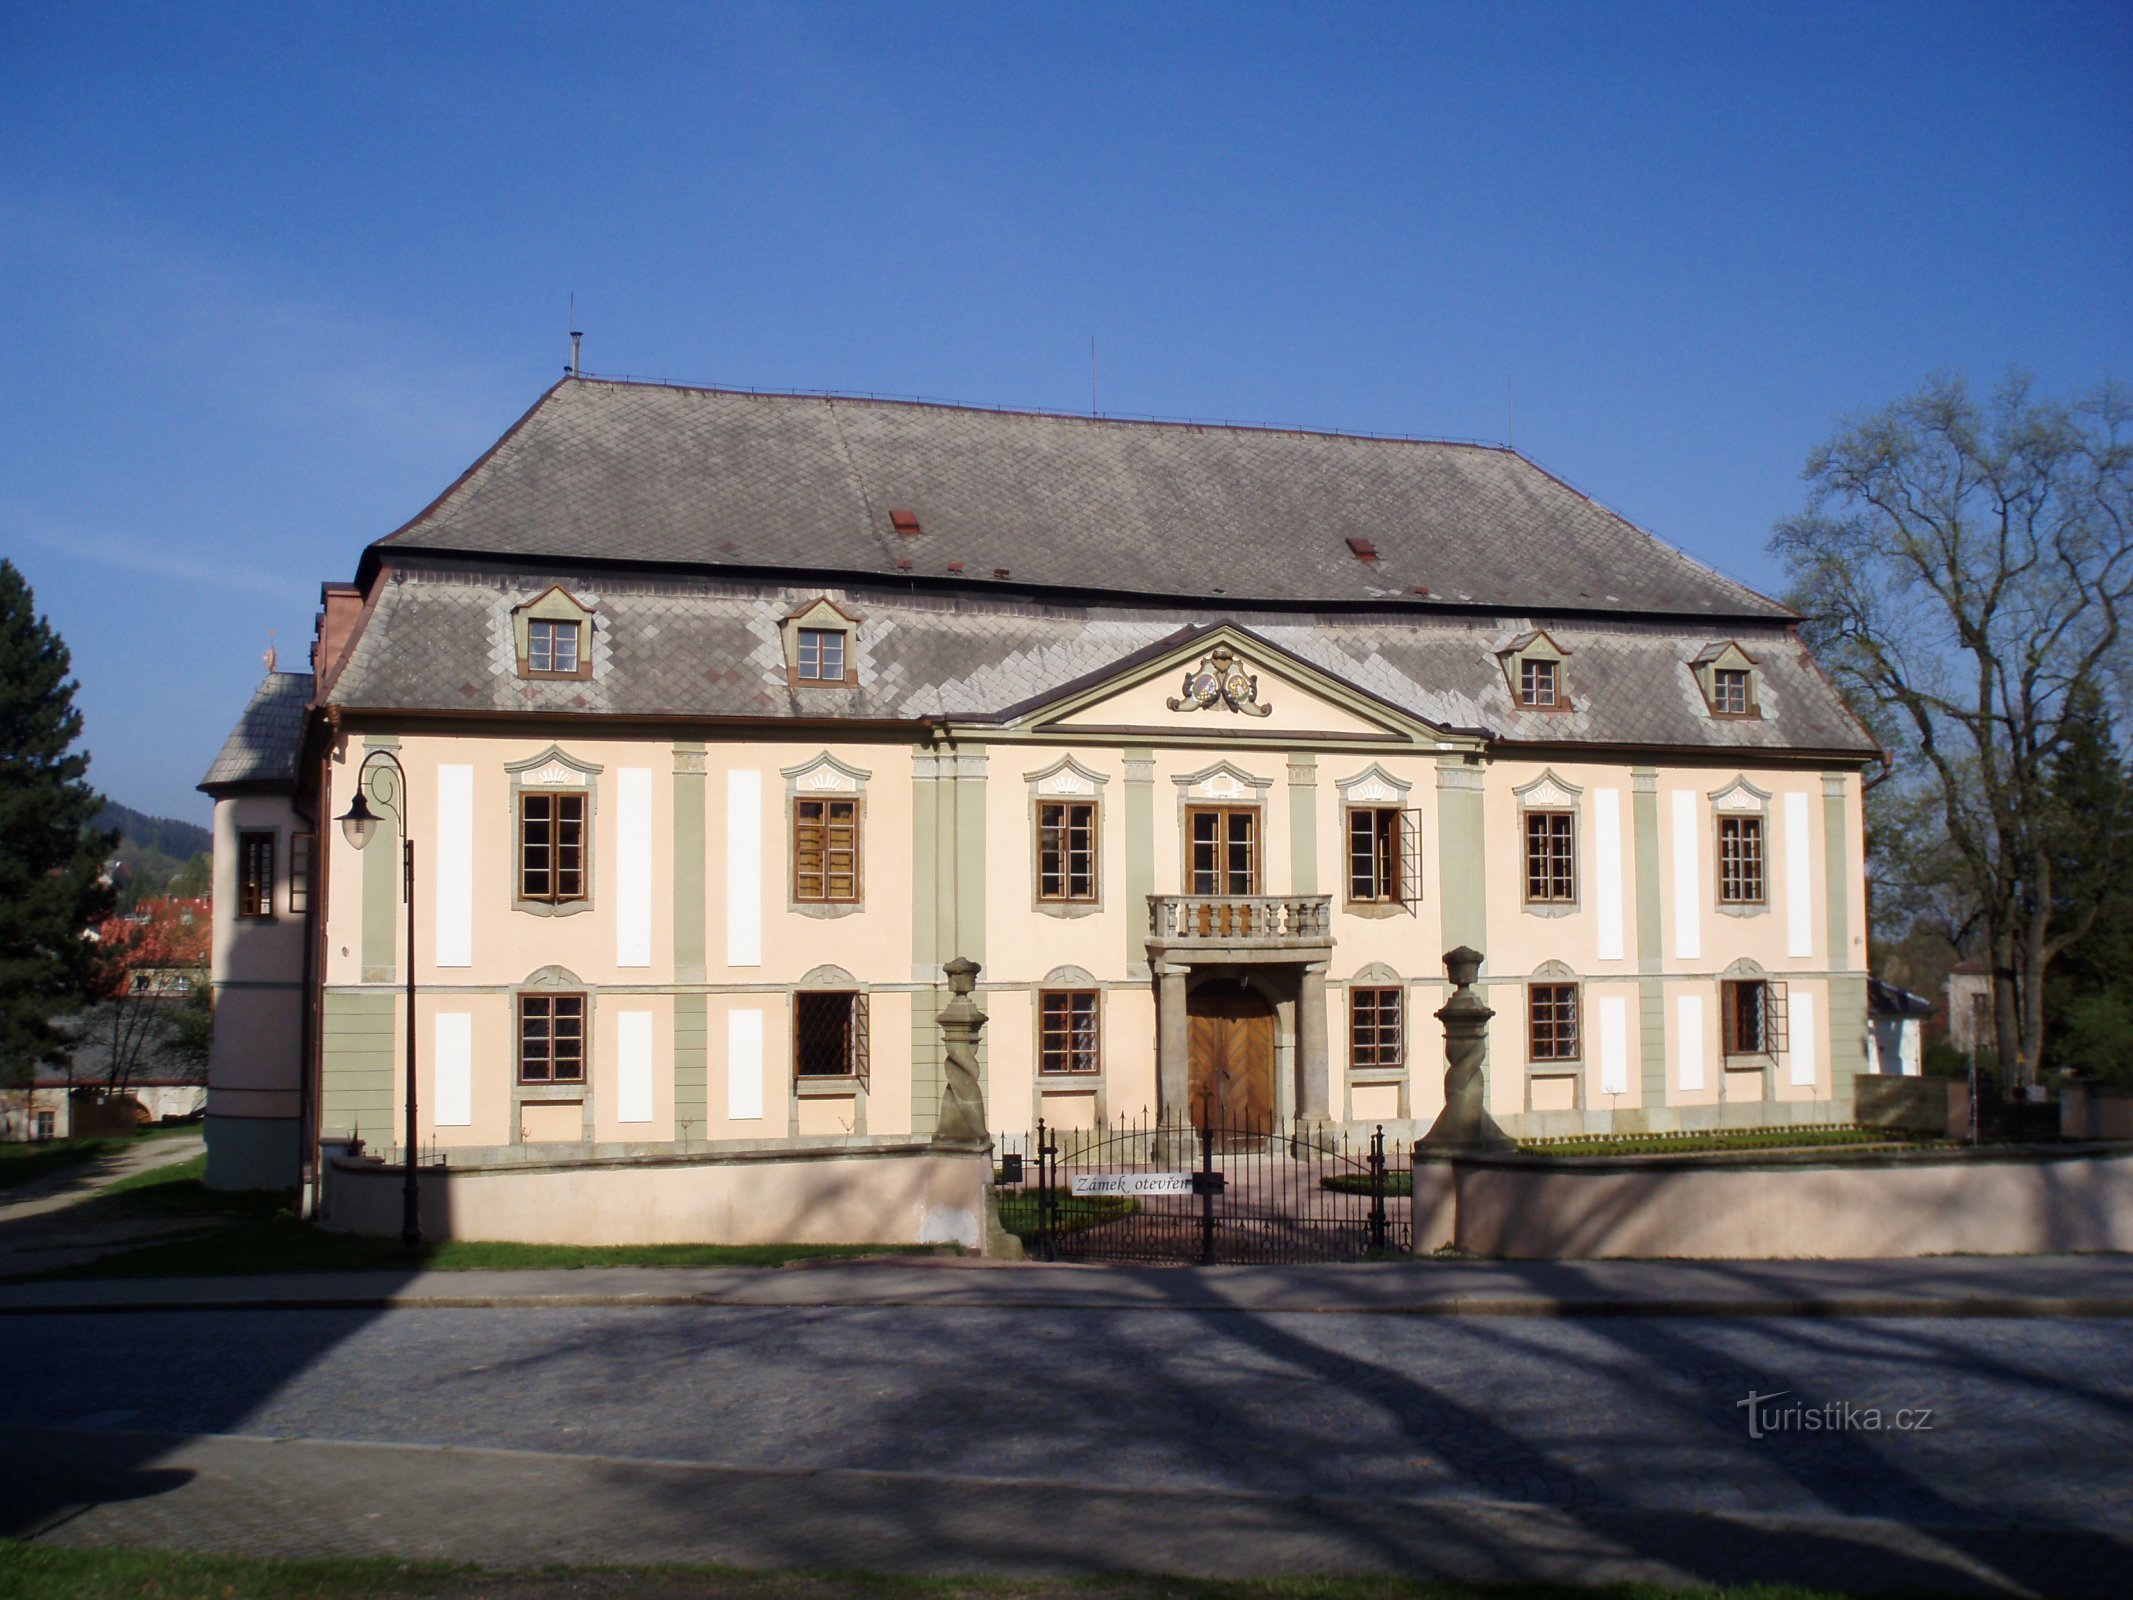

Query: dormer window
[1692,642,1760,718]
[527,618,580,675]
[797,627,845,683]
[512,585,595,681]
[1499,629,1570,712]
[1519,658,1559,708]
[782,597,860,688]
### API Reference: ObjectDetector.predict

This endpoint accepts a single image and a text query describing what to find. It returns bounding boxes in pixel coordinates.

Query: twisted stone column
[933,955,991,1152]
[1422,945,1515,1151]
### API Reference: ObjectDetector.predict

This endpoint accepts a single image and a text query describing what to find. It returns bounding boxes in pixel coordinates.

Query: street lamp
[337,749,422,1248]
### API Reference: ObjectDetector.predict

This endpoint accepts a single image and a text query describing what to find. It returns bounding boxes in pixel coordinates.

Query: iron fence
[996,1111,1409,1265]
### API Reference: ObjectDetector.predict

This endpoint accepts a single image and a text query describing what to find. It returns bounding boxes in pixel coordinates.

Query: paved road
[4,1303,2129,1535]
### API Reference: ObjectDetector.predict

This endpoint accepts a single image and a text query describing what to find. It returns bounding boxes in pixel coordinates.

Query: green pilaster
[1434,755,1487,953]
[1638,977,1667,1118]
[1827,974,1869,1116]
[1823,773,1851,971]
[1287,755,1318,896]
[320,990,395,1141]
[672,744,706,983]
[910,985,943,1139]
[359,737,400,984]
[674,992,707,1139]
[953,746,987,967]
[911,750,944,1136]
[1633,769,1667,1110]
[911,749,940,980]
[1124,748,1155,979]
[1632,770,1662,970]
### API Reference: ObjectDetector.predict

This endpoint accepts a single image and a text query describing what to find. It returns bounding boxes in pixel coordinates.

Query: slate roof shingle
[328,572,1875,755]
[199,672,313,790]
[374,379,1790,619]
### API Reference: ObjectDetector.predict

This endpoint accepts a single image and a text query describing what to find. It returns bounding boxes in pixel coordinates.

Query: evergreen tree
[2042,677,2133,1084]
[0,560,114,1088]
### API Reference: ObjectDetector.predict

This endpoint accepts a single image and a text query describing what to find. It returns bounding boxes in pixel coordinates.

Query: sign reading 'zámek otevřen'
[1071,1172,1192,1196]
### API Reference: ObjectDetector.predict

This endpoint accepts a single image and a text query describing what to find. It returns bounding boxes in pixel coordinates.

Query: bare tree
[1774,372,2133,1090]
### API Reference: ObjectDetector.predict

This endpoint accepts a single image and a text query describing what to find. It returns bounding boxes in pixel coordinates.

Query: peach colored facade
[199,376,1886,1220]
[275,637,1870,1178]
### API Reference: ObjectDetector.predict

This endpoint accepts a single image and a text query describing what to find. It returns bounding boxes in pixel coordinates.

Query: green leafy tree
[1773,373,2133,1090]
[0,559,114,1088]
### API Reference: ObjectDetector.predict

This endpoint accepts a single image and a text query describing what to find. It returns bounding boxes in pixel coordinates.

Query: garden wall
[320,1139,993,1248]
[1414,1145,2133,1259]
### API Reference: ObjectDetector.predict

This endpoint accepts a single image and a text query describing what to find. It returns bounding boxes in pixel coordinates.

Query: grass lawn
[30,1156,946,1279]
[1518,1126,1946,1159]
[0,1543,1895,1600]
[992,1188,1136,1242]
[0,1124,199,1195]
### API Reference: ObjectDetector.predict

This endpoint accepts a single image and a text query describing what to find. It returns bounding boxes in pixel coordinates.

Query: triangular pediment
[1013,626,1455,747]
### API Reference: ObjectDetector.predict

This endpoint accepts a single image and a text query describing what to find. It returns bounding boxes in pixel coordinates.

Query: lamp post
[337,750,421,1247]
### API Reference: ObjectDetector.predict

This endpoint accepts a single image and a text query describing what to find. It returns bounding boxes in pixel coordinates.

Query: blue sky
[4,1,2128,822]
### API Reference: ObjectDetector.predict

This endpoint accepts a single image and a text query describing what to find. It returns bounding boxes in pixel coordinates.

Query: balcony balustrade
[1147,894,1333,951]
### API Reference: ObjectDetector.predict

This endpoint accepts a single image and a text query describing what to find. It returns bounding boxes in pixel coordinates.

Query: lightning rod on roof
[1090,335,1097,416]
[566,293,582,377]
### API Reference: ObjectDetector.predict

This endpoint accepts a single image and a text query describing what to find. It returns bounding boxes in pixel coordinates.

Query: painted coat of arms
[1166,645,1273,716]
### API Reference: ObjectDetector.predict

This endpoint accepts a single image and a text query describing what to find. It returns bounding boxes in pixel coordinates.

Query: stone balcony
[1146,894,1333,958]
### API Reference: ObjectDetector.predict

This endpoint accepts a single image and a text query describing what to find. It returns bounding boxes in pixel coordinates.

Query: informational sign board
[1070,1171,1192,1196]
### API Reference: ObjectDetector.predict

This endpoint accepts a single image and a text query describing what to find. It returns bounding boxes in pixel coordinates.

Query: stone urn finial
[933,956,991,1151]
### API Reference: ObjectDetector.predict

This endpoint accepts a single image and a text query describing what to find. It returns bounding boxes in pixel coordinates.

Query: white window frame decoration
[1025,756,1109,918]
[1514,768,1584,918]
[505,745,603,919]
[1708,775,1773,918]
[1335,763,1422,916]
[780,753,871,918]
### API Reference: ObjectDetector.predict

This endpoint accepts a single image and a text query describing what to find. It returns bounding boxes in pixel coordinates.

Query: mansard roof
[199,671,314,792]
[370,377,1789,620]
[327,570,1875,757]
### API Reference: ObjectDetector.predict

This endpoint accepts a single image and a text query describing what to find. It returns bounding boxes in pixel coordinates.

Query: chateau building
[201,377,1877,1194]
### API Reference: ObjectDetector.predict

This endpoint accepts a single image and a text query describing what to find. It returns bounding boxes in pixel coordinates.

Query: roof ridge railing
[568,368,1508,451]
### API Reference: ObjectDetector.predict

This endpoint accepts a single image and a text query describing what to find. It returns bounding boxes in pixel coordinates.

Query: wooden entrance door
[1187,986,1277,1134]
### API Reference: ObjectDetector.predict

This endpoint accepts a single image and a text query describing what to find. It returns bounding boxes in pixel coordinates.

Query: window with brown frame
[518,993,586,1083]
[1523,811,1576,903]
[518,792,587,903]
[1713,668,1752,716]
[1039,990,1100,1073]
[288,833,314,914]
[1349,986,1404,1069]
[1346,807,1422,906]
[1718,815,1766,904]
[1519,657,1560,708]
[1722,978,1788,1057]
[796,627,848,683]
[1037,801,1098,902]
[526,618,583,676]
[1528,983,1581,1061]
[238,831,276,919]
[1187,806,1259,895]
[795,990,869,1078]
[793,797,862,903]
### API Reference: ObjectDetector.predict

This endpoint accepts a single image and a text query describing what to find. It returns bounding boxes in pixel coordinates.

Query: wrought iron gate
[996,1112,1410,1265]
